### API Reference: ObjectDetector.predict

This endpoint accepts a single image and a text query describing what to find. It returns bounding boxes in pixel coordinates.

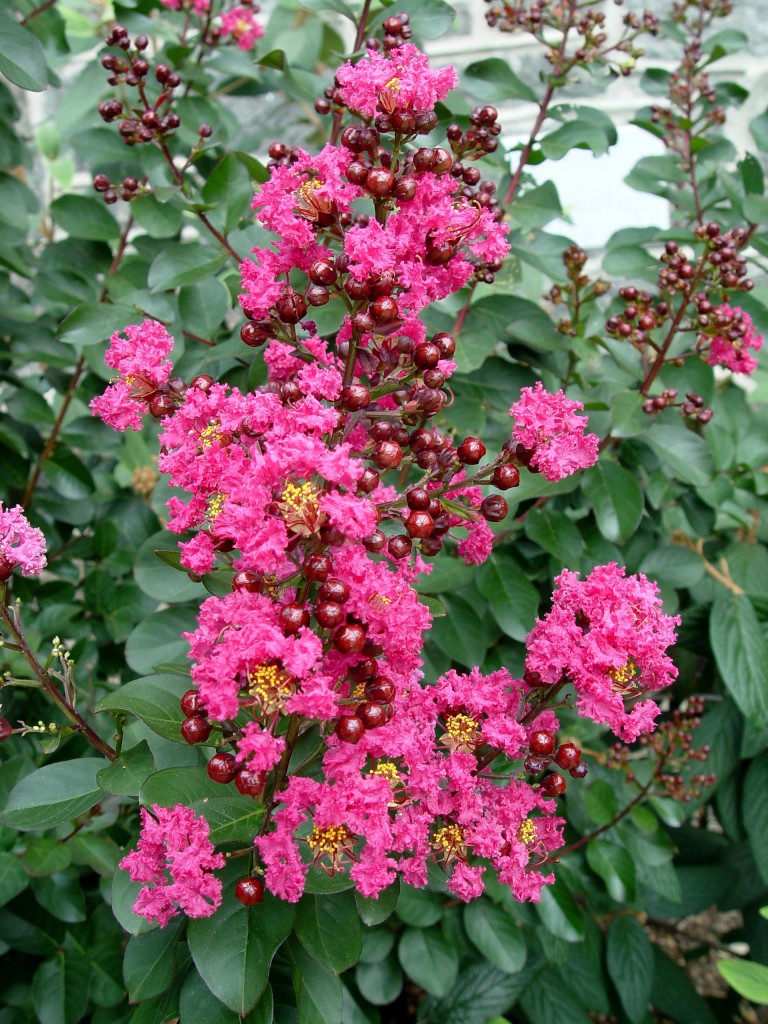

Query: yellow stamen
[279,481,324,537]
[247,662,295,715]
[296,177,322,201]
[371,761,399,785]
[609,659,640,694]
[384,76,401,92]
[432,823,467,863]
[517,819,537,847]
[199,421,222,447]
[441,712,481,753]
[206,492,227,521]
[306,823,357,875]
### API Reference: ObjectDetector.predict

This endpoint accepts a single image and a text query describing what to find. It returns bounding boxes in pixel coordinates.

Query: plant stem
[557,777,655,856]
[20,0,57,24]
[330,0,373,144]
[0,597,116,761]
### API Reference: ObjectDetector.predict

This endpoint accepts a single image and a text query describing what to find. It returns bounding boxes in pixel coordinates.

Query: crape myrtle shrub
[1,0,768,1022]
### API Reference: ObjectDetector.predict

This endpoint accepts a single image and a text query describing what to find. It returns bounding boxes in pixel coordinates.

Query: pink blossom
[220,6,264,50]
[318,492,377,541]
[120,804,224,927]
[179,532,216,574]
[510,381,599,481]
[0,503,47,579]
[90,320,175,432]
[236,723,286,772]
[162,0,210,11]
[525,563,680,740]
[457,519,494,565]
[336,44,457,118]
[707,303,763,375]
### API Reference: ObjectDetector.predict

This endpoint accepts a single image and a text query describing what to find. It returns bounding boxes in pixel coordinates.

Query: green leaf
[110,849,157,937]
[355,880,399,925]
[134,531,203,604]
[131,195,183,239]
[535,881,584,942]
[518,966,593,1024]
[583,780,619,825]
[32,950,91,1024]
[295,892,362,974]
[57,302,141,350]
[97,741,155,796]
[429,594,491,668]
[607,915,654,1022]
[651,948,719,1024]
[0,852,27,907]
[586,840,636,902]
[719,959,768,1004]
[417,961,541,1024]
[743,753,768,886]
[289,939,343,1024]
[540,106,617,160]
[583,461,644,543]
[0,11,48,91]
[125,607,196,675]
[463,57,537,103]
[33,869,86,923]
[524,508,583,565]
[124,918,184,1002]
[178,278,230,338]
[710,593,768,726]
[370,0,456,38]
[140,768,265,844]
[148,244,227,293]
[23,838,73,878]
[509,181,562,229]
[476,554,539,641]
[355,955,403,1006]
[188,887,294,1013]
[463,900,527,974]
[398,928,458,997]
[643,422,714,486]
[396,885,443,927]
[50,195,120,242]
[3,760,103,831]
[179,971,269,1024]
[96,674,191,742]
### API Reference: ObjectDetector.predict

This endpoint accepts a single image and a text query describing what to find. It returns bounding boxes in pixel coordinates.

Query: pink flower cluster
[525,563,680,741]
[98,36,679,924]
[706,303,763,375]
[220,6,265,51]
[336,44,458,118]
[510,382,599,482]
[89,320,175,431]
[257,666,564,904]
[120,804,224,926]
[0,503,47,580]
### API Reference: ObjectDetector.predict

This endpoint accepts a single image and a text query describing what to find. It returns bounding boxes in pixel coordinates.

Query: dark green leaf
[131,195,183,239]
[50,195,120,242]
[124,919,184,1002]
[584,461,644,543]
[583,780,619,825]
[33,869,86,923]
[0,852,27,907]
[643,422,714,486]
[744,753,768,886]
[148,244,226,293]
[97,741,155,796]
[370,0,456,38]
[96,674,191,742]
[509,181,562,229]
[464,57,537,103]
[23,838,73,878]
[355,955,403,1006]
[125,607,196,675]
[524,507,583,565]
[651,948,719,1024]
[518,966,592,1024]
[3,760,103,831]
[535,881,584,942]
[0,11,48,91]
[428,594,490,668]
[110,849,157,937]
[179,970,268,1024]
[178,278,230,338]
[607,915,654,1022]
[188,888,294,1014]
[397,928,458,997]
[417,960,542,1024]
[57,302,141,350]
[355,880,399,925]
[463,900,527,974]
[140,768,265,843]
[32,950,91,1024]
[477,554,539,641]
[710,593,768,727]
[295,892,361,974]
[289,939,343,1024]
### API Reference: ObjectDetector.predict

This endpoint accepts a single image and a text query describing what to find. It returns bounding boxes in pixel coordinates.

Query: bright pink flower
[236,723,286,772]
[0,503,47,579]
[510,381,599,481]
[120,804,224,927]
[90,320,175,432]
[220,5,264,50]
[457,519,494,565]
[525,563,680,740]
[707,303,763,375]
[336,44,457,117]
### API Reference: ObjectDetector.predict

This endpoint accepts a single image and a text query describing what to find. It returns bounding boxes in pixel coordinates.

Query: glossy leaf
[607,915,654,1022]
[3,760,104,831]
[96,674,191,742]
[463,900,527,974]
[710,593,768,727]
[295,892,362,974]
